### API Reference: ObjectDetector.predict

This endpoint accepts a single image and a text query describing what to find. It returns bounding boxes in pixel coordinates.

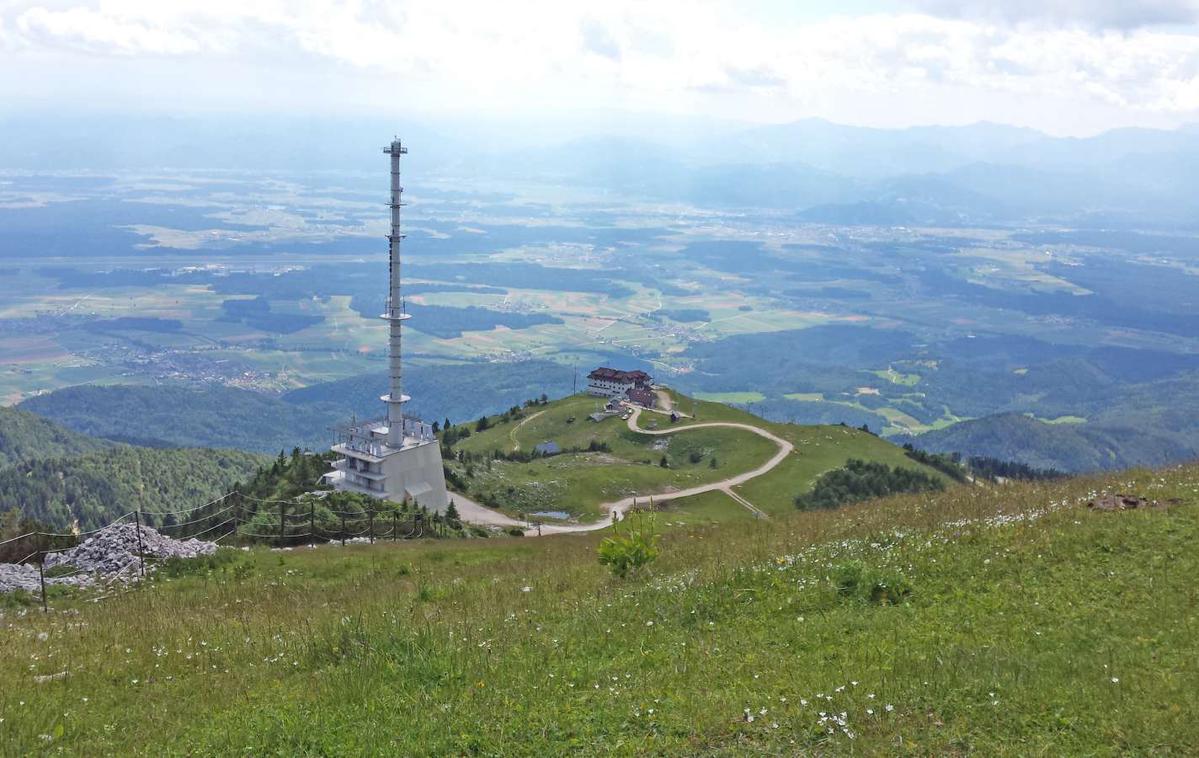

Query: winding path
[454,405,794,536]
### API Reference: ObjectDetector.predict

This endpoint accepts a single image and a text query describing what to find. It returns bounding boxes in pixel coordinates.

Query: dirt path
[457,406,793,536]
[508,409,547,452]
[654,389,674,413]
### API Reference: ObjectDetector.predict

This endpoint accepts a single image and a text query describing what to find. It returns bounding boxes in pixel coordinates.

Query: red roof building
[586,367,654,398]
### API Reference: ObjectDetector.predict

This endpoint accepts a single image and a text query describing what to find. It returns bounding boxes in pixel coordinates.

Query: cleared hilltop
[443,389,948,524]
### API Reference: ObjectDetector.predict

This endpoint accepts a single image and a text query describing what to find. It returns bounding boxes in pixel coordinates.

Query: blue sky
[2,1,1198,136]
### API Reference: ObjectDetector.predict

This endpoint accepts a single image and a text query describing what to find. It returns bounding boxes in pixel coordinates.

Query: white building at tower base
[324,417,449,511]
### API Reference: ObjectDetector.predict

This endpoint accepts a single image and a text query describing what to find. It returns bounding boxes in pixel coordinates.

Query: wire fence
[1,489,463,612]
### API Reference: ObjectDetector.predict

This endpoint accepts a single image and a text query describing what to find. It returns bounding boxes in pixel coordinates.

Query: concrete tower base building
[324,139,449,512]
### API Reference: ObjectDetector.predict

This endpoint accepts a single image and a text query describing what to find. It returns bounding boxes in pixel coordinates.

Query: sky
[2,0,1199,136]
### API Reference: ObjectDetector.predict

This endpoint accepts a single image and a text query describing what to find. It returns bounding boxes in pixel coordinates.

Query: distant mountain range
[910,413,1198,474]
[4,114,1199,227]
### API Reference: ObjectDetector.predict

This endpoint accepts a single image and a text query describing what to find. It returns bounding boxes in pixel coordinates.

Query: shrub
[796,458,944,510]
[829,561,912,606]
[598,513,661,579]
[157,548,242,579]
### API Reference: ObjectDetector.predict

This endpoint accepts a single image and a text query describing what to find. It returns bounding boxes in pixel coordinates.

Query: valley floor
[1,465,1197,755]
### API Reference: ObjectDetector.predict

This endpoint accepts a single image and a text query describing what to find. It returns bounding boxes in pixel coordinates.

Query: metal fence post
[369,508,375,544]
[392,512,398,542]
[310,502,316,548]
[341,513,346,547]
[279,501,286,548]
[134,510,146,579]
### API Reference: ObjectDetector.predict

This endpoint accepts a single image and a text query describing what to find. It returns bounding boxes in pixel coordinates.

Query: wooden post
[392,512,398,542]
[279,501,286,547]
[368,508,375,544]
[37,535,48,613]
[133,510,146,579]
[231,492,240,545]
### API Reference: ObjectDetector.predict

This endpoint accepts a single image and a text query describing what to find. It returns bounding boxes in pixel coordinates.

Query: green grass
[693,391,767,404]
[784,392,825,402]
[1036,414,1088,425]
[450,394,790,518]
[449,391,947,520]
[2,465,1196,755]
[871,367,922,386]
[654,390,951,517]
[655,489,755,525]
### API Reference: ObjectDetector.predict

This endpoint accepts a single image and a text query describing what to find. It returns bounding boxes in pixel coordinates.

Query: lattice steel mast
[382,138,411,448]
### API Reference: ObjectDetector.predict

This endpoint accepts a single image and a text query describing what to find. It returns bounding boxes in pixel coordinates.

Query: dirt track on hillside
[456,406,793,535]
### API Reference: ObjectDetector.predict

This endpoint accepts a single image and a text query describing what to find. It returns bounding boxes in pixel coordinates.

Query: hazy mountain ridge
[6,116,1199,226]
[911,413,1198,473]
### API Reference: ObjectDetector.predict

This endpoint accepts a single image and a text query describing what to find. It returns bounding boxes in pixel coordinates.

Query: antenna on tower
[381,138,411,448]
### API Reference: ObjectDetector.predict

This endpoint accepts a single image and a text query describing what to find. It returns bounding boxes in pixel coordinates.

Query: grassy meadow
[446,392,947,520]
[2,464,1196,755]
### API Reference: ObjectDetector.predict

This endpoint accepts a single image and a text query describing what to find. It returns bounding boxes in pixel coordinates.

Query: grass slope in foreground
[2,465,1196,754]
[447,391,944,520]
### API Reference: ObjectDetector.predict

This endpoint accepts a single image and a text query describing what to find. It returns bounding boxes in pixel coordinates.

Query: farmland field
[2,170,1199,472]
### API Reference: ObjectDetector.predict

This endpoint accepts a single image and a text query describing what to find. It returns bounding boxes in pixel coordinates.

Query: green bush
[598,513,661,579]
[829,561,912,606]
[157,548,242,579]
[796,458,944,510]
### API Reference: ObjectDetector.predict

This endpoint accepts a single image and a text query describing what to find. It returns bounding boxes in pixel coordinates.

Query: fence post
[231,492,240,545]
[279,501,286,548]
[341,513,346,547]
[369,508,375,544]
[134,510,146,579]
[309,502,316,548]
[37,534,48,613]
[392,512,398,542]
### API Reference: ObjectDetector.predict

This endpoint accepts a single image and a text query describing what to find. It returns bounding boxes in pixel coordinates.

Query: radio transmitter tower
[324,139,449,511]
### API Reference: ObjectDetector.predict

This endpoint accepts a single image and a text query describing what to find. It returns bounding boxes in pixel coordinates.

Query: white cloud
[15,5,206,55]
[906,0,1199,30]
[2,1,1199,133]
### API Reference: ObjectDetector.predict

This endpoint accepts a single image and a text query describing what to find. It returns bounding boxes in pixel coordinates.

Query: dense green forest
[281,359,575,425]
[901,446,1064,483]
[223,448,477,542]
[0,406,112,466]
[0,445,264,531]
[19,384,343,452]
[795,458,944,510]
[20,360,574,454]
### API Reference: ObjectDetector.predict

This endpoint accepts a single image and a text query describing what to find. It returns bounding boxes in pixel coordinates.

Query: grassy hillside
[2,463,1195,754]
[912,412,1197,472]
[447,391,948,521]
[0,405,111,467]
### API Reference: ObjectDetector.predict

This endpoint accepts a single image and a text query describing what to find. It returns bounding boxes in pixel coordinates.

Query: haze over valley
[4,116,1199,472]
